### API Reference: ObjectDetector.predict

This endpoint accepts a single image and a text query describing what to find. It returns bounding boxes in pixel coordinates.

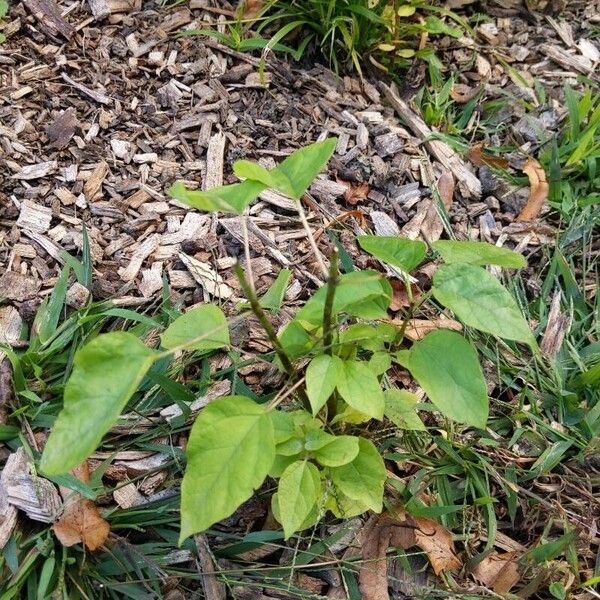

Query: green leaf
[369,351,392,376]
[277,460,321,538]
[296,271,391,326]
[40,333,156,475]
[0,0,7,18]
[312,435,359,467]
[432,263,535,344]
[336,360,384,420]
[180,396,275,542]
[270,410,296,444]
[325,486,370,518]
[384,389,426,431]
[358,236,427,272]
[433,240,526,268]
[306,354,343,415]
[234,139,337,200]
[168,180,266,215]
[35,265,70,344]
[258,269,291,311]
[278,319,315,360]
[161,304,229,352]
[329,438,386,512]
[403,330,488,428]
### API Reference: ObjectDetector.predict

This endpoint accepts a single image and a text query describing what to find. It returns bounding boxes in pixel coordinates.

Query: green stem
[322,250,339,357]
[234,262,295,376]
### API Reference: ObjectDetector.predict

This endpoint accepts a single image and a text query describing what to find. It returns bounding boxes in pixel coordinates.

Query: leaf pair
[169,138,337,214]
[306,355,384,420]
[40,305,230,476]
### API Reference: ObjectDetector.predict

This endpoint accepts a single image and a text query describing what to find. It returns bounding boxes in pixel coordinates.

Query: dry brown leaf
[403,318,462,341]
[437,171,455,209]
[53,463,110,551]
[241,0,265,18]
[516,157,549,221]
[450,83,479,103]
[359,510,461,599]
[344,181,370,205]
[412,516,461,575]
[466,143,510,169]
[389,280,421,311]
[472,551,521,593]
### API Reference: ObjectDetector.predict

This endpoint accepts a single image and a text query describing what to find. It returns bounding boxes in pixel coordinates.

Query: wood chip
[0,271,39,301]
[113,483,145,509]
[0,306,23,346]
[118,234,160,282]
[13,161,57,180]
[204,131,226,190]
[24,0,75,39]
[160,379,231,422]
[178,253,234,299]
[16,200,52,233]
[83,161,109,201]
[46,108,78,149]
[61,72,112,105]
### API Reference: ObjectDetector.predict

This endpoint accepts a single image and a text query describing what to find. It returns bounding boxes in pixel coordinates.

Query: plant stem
[322,249,339,356]
[234,262,294,374]
[240,209,255,293]
[297,196,329,279]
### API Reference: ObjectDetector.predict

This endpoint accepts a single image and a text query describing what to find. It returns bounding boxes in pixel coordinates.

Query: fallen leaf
[53,463,110,551]
[437,171,455,209]
[412,515,461,575]
[240,0,264,17]
[403,318,462,341]
[472,551,521,593]
[359,513,416,600]
[450,83,479,103]
[516,157,549,221]
[466,143,509,169]
[344,181,370,205]
[389,280,421,311]
[359,510,461,599]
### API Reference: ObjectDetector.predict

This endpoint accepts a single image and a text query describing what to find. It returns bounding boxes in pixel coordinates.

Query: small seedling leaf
[336,360,384,420]
[329,438,386,512]
[403,330,488,428]
[432,263,535,345]
[306,354,343,415]
[40,333,157,475]
[161,304,229,352]
[277,460,321,538]
[180,396,275,542]
[433,240,526,268]
[312,435,360,467]
[358,235,427,272]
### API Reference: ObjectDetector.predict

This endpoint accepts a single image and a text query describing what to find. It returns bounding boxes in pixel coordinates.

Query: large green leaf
[40,333,156,475]
[358,236,427,272]
[336,360,384,420]
[234,138,337,200]
[433,240,526,268]
[277,460,321,538]
[432,263,535,344]
[180,396,275,542]
[306,354,343,415]
[328,438,386,512]
[384,389,426,431]
[402,330,488,428]
[168,180,266,215]
[161,304,229,352]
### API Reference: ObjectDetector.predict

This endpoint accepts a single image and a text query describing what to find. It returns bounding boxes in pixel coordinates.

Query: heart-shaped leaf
[432,263,535,344]
[277,460,321,538]
[161,304,229,352]
[402,329,488,428]
[336,360,384,420]
[180,396,275,542]
[40,333,157,475]
[306,354,343,415]
[384,389,426,431]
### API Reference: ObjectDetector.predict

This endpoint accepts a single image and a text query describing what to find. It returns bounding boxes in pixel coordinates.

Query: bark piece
[204,131,226,190]
[178,253,234,299]
[13,161,57,180]
[0,272,39,301]
[87,0,111,19]
[118,234,160,282]
[61,73,112,105]
[24,0,74,39]
[17,200,52,233]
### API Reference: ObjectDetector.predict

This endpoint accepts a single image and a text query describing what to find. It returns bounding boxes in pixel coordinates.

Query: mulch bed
[0,0,599,597]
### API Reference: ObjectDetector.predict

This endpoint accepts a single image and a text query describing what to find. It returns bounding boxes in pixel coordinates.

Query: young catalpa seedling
[40,139,535,553]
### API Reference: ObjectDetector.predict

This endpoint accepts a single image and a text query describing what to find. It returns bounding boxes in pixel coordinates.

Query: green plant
[0,0,8,43]
[38,139,536,547]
